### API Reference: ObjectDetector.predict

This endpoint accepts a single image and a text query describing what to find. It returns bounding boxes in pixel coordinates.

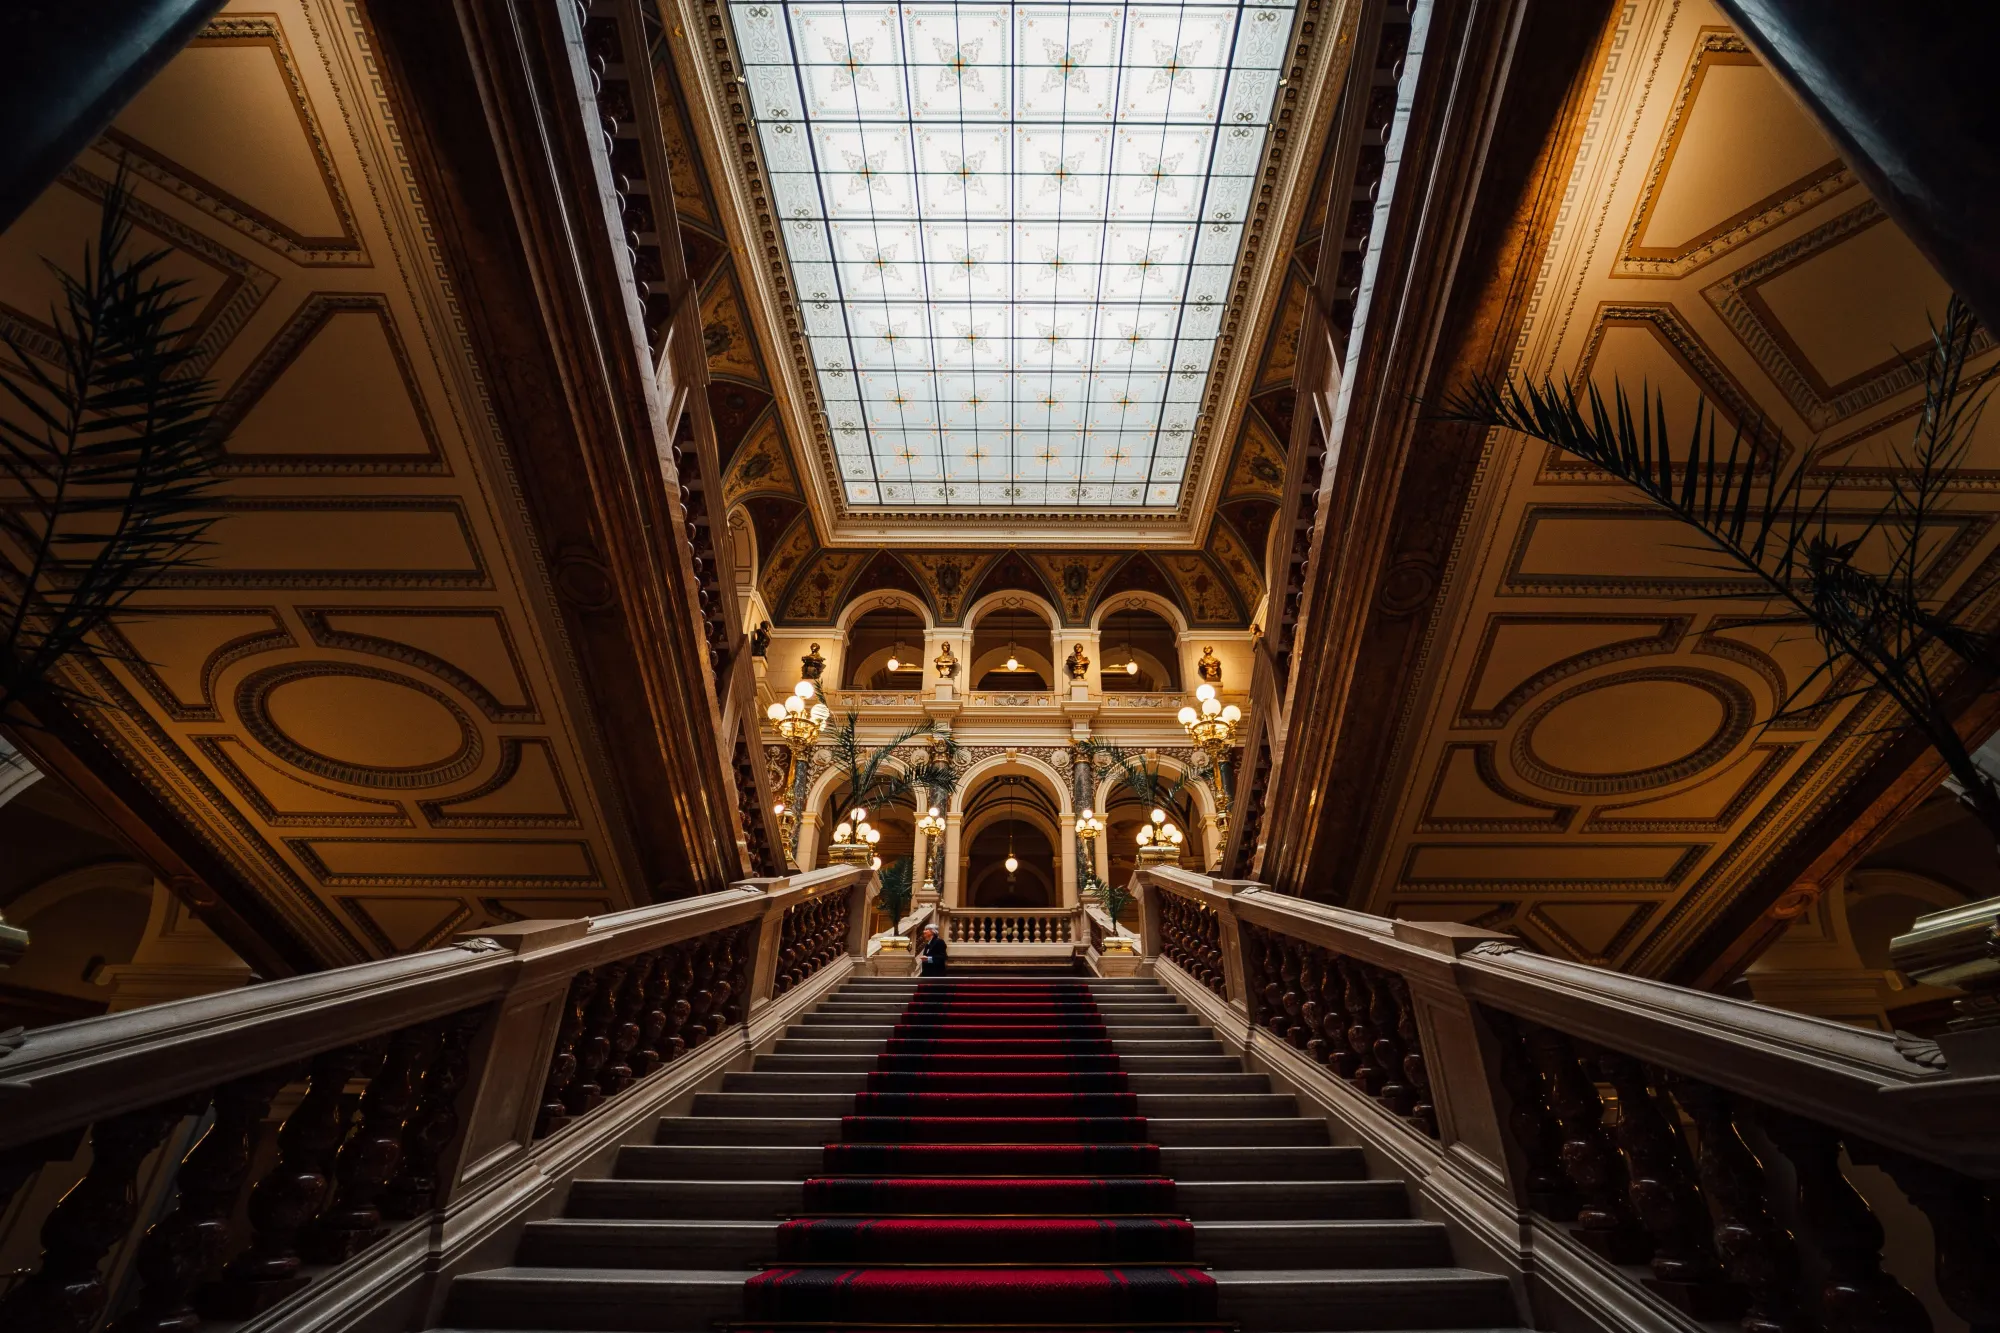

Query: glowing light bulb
[1177,705,1198,725]
[865,827,881,844]
[1006,654,1020,671]
[766,701,787,721]
[1137,826,1153,846]
[1004,854,1019,873]
[886,655,901,672]
[810,702,830,723]
[1221,704,1241,724]
[1124,660,1138,675]
[773,801,787,815]
[794,679,816,699]
[871,855,882,870]
[1202,697,1221,717]
[851,807,867,822]
[834,822,853,841]
[928,805,940,818]
[1080,808,1093,821]
[785,695,804,715]
[1151,808,1166,825]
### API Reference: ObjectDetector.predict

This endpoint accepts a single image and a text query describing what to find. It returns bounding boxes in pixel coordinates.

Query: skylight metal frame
[724,0,1302,514]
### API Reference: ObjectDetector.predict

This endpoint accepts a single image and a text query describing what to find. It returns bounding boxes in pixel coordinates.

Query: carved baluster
[1525,1026,1648,1262]
[1860,1147,2000,1333]
[727,924,755,1024]
[1387,975,1437,1137]
[708,936,737,1034]
[1762,1113,1931,1333]
[1669,1078,1804,1333]
[1338,957,1386,1094]
[112,1070,289,1333]
[605,953,650,1095]
[1487,1011,1575,1219]
[633,952,670,1075]
[204,1042,380,1316]
[536,969,596,1137]
[1298,950,1327,1065]
[1365,965,1413,1115]
[687,946,717,1048]
[305,1023,435,1260]
[1320,956,1356,1078]
[1594,1052,1732,1312]
[1279,941,1305,1044]
[663,946,694,1060]
[382,1007,486,1219]
[0,1103,186,1332]
[564,961,624,1114]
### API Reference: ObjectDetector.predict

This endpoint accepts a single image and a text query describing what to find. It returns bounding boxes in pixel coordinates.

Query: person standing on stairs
[918,923,948,975]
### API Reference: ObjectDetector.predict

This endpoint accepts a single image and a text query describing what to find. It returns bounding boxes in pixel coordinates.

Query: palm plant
[1442,297,2000,843]
[876,855,916,934]
[1077,738,1209,812]
[0,170,223,719]
[823,711,961,815]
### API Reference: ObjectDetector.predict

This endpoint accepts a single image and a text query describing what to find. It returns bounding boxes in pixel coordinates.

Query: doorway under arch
[960,773,1060,907]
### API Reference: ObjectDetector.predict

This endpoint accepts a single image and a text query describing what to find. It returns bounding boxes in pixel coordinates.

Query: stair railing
[0,864,873,1333]
[1128,866,1998,1333]
[939,907,1079,947]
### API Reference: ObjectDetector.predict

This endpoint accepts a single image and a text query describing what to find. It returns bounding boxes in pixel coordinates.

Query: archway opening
[1098,609,1181,692]
[961,773,1060,907]
[970,605,1054,689]
[1101,780,1201,923]
[842,608,927,689]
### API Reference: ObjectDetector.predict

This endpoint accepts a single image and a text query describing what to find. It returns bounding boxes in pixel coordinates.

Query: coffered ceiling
[1342,0,2000,973]
[0,1,646,965]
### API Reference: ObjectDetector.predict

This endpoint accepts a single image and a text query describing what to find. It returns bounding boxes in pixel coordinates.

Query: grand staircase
[440,973,1522,1332]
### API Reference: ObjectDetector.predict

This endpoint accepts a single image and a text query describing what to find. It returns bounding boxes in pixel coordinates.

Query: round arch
[1089,753,1219,827]
[963,588,1062,632]
[1090,590,1188,636]
[837,589,935,635]
[948,750,1072,818]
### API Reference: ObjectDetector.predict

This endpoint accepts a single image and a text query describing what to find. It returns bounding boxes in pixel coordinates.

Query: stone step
[719,1070,1276,1093]
[804,1006,1196,1020]
[686,1090,1299,1118]
[515,1217,1451,1270]
[782,1023,1213,1040]
[650,1115,1329,1147]
[749,1052,1247,1073]
[443,1265,1513,1331]
[770,1036,1228,1055]
[613,1143,1367,1182]
[562,1176,1414,1221]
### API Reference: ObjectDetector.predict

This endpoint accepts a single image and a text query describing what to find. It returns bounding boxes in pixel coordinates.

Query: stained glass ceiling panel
[726,0,1299,509]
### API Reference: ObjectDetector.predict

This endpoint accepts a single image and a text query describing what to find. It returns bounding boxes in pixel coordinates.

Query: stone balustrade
[1127,866,1998,1333]
[0,865,875,1332]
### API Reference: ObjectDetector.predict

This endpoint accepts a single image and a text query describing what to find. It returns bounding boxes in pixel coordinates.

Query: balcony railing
[1126,866,1997,1333]
[0,866,875,1333]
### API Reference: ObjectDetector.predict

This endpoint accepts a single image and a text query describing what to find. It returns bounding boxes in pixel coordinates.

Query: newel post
[743,877,794,1013]
[1387,922,1522,1199]
[846,871,877,958]
[1134,873,1165,973]
[1204,878,1258,1013]
[437,919,589,1207]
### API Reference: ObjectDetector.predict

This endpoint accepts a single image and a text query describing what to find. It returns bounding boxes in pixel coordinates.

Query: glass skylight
[726,0,1298,509]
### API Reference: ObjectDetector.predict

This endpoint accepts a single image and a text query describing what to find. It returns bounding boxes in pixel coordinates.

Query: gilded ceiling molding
[658,0,1364,547]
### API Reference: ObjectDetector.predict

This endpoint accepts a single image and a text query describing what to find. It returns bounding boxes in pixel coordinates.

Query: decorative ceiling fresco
[1348,0,2000,974]
[0,1,647,966]
[660,0,1361,544]
[650,3,1347,626]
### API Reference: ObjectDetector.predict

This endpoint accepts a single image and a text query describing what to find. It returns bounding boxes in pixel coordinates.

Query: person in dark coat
[918,924,948,975]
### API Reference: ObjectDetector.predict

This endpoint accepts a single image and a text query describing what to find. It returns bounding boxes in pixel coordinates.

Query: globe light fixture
[767,676,832,864]
[915,804,947,900]
[1181,680,1242,842]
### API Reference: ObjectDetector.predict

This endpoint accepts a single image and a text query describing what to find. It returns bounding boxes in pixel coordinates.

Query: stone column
[1059,814,1079,907]
[942,812,964,906]
[796,813,822,871]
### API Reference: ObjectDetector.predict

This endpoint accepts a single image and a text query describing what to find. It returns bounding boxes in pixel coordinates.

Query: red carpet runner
[740,977,1222,1332]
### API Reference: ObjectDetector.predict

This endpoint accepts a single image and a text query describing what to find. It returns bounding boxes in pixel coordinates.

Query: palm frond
[0,168,223,716]
[1440,294,2000,844]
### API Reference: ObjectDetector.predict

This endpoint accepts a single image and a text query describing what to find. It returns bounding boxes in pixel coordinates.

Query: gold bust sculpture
[1066,642,1090,680]
[934,642,959,679]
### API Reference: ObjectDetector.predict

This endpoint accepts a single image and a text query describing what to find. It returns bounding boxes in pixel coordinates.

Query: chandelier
[1178,682,1241,838]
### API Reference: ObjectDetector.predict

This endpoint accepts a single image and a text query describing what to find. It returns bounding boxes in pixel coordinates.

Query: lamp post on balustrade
[1177,683,1241,844]
[766,677,830,864]
[916,804,946,903]
[1134,807,1185,866]
[1075,806,1105,894]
